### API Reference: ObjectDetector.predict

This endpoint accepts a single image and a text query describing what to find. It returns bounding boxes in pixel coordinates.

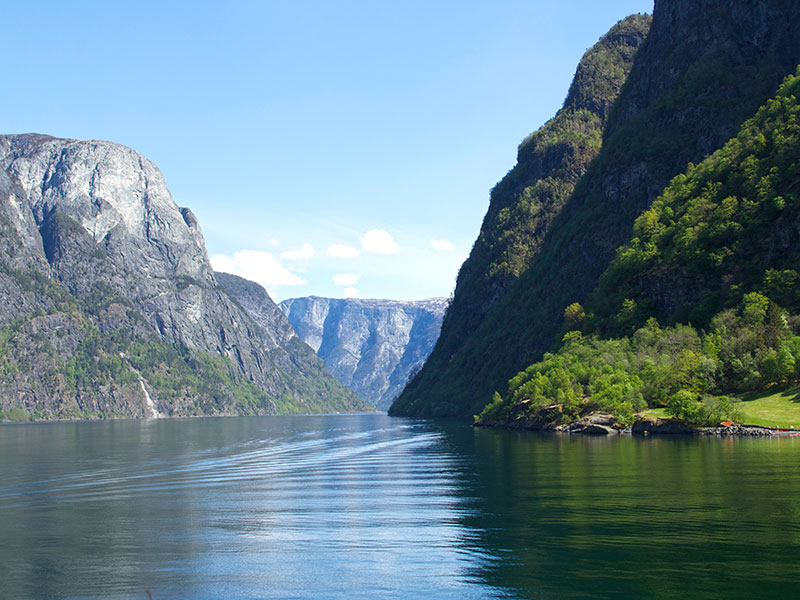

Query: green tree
[564,303,587,330]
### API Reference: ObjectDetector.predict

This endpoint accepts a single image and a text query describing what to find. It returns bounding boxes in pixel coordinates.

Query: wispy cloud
[327,243,360,258]
[280,243,315,261]
[430,238,455,252]
[343,287,359,298]
[211,250,307,290]
[332,272,360,286]
[361,229,399,254]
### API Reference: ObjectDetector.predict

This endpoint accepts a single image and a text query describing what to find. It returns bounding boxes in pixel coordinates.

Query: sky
[3,0,653,301]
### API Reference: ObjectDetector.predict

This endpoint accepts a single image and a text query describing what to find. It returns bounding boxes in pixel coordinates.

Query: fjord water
[1,415,799,599]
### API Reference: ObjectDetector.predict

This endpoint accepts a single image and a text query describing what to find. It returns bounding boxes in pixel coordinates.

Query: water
[0,415,799,599]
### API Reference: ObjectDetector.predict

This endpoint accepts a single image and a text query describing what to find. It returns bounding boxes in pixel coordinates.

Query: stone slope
[214,272,367,412]
[0,134,367,419]
[392,0,800,417]
[279,296,447,410]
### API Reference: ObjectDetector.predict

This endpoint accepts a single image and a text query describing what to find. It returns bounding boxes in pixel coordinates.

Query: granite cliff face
[0,134,367,420]
[392,0,800,417]
[279,296,447,410]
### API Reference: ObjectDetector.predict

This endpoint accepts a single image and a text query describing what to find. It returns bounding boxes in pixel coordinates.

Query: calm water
[1,415,799,599]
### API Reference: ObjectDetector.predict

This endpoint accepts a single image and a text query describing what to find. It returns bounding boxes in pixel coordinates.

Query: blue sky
[4,0,652,301]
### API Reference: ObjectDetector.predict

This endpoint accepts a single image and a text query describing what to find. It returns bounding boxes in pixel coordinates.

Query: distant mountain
[392,0,800,418]
[279,296,447,410]
[0,134,368,421]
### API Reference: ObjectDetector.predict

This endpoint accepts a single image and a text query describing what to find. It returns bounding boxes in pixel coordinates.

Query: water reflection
[435,425,800,599]
[0,416,503,599]
[2,416,799,599]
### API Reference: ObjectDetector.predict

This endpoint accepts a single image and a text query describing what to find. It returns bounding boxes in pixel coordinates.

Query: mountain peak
[393,0,800,417]
[0,135,369,420]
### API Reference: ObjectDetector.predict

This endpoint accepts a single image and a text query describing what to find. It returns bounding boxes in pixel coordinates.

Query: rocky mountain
[0,134,368,421]
[392,0,800,418]
[279,296,447,410]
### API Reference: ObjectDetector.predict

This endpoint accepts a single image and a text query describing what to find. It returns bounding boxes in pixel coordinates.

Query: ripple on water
[2,415,800,599]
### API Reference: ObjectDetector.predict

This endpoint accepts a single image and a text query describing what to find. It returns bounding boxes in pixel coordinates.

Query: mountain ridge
[0,134,368,420]
[477,69,800,429]
[392,0,800,418]
[424,14,651,368]
[279,295,447,410]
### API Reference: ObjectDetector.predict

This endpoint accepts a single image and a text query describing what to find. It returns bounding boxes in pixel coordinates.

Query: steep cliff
[0,134,367,420]
[279,296,447,410]
[392,0,800,417]
[477,70,800,429]
[588,69,800,332]
[215,273,369,412]
[431,14,650,366]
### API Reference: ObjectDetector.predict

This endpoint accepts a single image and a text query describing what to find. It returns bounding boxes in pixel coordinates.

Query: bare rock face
[215,272,296,347]
[0,134,366,419]
[1,135,212,341]
[279,296,447,410]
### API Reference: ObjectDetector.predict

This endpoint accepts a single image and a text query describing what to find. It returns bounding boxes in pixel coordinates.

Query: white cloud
[361,229,400,254]
[269,238,280,247]
[332,272,360,286]
[430,238,456,252]
[343,287,359,298]
[280,243,315,261]
[211,250,307,289]
[327,243,360,258]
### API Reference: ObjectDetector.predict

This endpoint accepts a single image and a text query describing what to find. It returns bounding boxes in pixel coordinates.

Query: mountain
[391,0,800,418]
[0,134,368,421]
[477,69,800,429]
[279,296,447,410]
[424,14,651,373]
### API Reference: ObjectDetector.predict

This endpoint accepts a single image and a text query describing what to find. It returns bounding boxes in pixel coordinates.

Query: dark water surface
[1,414,799,599]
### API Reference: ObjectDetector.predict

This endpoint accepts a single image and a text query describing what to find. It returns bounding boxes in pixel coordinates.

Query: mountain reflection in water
[0,415,798,599]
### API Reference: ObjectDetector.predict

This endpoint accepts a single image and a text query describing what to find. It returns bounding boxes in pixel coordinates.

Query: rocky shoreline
[477,411,792,437]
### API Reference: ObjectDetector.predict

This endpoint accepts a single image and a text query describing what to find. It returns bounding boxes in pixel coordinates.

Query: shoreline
[475,412,799,437]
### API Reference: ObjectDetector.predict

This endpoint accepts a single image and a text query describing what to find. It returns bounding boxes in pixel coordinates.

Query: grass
[638,387,800,428]
[736,386,800,428]
[642,407,668,420]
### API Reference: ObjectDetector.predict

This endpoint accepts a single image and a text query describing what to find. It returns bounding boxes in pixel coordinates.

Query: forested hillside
[426,14,650,366]
[391,14,650,415]
[392,0,800,418]
[479,70,800,428]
